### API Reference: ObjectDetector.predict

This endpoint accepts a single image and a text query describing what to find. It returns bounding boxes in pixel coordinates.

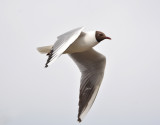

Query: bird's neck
[85,31,97,43]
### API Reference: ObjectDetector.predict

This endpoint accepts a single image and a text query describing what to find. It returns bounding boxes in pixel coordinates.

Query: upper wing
[45,27,85,67]
[69,49,106,122]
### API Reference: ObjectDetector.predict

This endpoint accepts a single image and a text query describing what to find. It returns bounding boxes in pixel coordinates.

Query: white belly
[64,31,98,54]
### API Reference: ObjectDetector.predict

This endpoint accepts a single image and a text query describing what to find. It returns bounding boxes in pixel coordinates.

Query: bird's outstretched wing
[45,27,85,67]
[69,49,106,122]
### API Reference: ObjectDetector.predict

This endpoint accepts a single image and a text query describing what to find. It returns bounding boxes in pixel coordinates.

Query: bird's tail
[37,45,53,54]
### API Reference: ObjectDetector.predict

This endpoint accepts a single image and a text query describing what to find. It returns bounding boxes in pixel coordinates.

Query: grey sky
[0,0,160,125]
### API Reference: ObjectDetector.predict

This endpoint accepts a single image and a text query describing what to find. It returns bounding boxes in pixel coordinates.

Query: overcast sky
[0,0,160,125]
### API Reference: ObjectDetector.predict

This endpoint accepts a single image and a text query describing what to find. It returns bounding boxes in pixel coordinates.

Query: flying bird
[37,27,111,122]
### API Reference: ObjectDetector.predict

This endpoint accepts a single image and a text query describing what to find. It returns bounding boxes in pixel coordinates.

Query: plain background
[0,0,160,125]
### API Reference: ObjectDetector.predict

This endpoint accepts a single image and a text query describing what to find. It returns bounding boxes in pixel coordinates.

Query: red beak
[105,36,111,40]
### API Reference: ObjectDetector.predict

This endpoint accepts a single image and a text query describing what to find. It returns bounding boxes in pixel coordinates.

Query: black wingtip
[45,64,48,68]
[45,49,53,68]
[78,118,82,123]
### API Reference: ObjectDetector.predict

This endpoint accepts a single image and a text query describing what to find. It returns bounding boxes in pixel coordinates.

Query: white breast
[64,31,98,54]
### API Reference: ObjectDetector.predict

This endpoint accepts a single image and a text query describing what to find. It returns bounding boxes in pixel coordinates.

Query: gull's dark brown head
[95,31,111,43]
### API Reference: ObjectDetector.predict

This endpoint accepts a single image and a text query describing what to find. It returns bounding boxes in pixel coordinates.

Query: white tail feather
[37,45,53,54]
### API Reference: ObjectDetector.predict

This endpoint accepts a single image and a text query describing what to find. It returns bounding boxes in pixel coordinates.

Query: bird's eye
[99,34,103,36]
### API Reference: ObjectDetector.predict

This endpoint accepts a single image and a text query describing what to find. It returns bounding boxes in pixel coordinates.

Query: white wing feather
[69,48,106,122]
[45,27,85,67]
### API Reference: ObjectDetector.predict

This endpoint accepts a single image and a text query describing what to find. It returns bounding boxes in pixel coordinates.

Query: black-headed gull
[37,27,111,122]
